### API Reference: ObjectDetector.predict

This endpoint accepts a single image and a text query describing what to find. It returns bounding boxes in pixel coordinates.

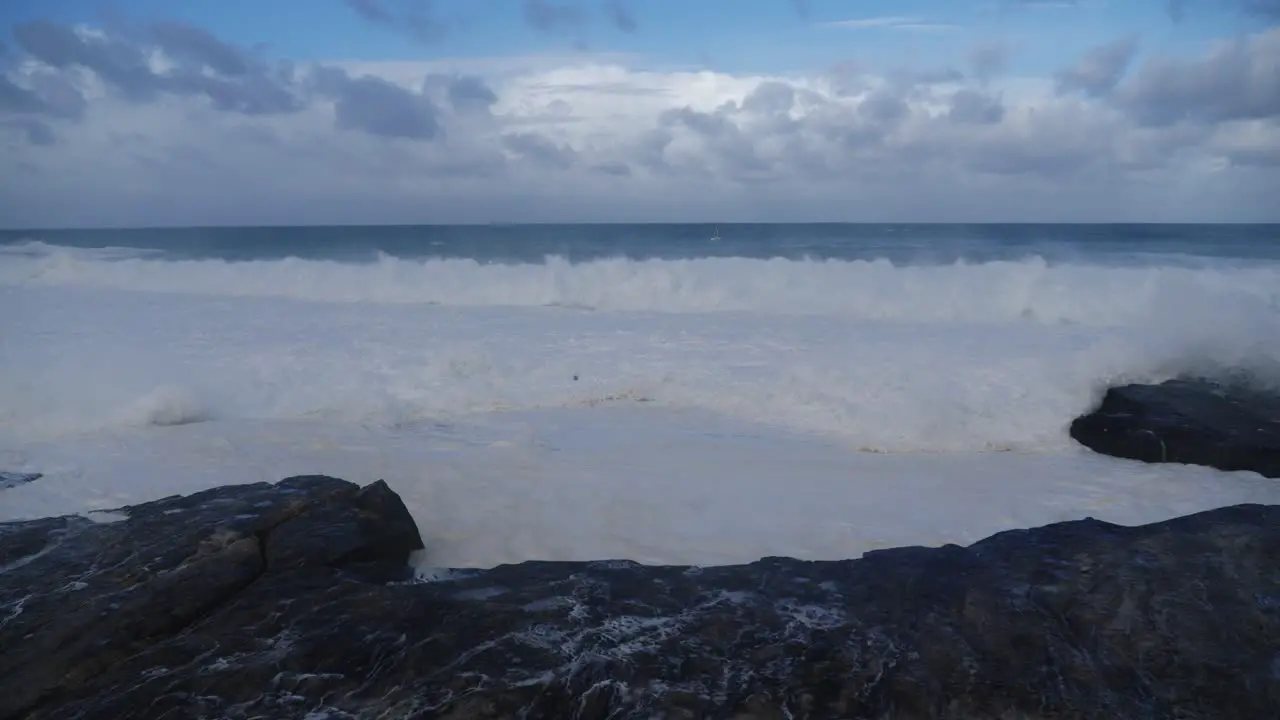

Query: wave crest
[3,243,1278,327]
[4,241,1279,451]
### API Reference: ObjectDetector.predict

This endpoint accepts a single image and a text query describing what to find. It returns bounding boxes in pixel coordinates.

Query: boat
[711,224,722,241]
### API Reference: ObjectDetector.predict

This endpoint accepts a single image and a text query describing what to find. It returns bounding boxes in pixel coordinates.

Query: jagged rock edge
[17,498,351,718]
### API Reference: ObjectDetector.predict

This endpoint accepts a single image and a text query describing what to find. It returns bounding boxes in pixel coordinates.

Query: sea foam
[2,241,1278,450]
[4,239,1280,568]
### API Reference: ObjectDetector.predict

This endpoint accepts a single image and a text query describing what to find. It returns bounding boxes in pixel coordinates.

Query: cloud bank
[0,12,1278,226]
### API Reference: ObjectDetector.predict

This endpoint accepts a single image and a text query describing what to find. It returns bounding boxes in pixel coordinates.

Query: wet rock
[2,476,1278,719]
[0,471,42,489]
[0,475,423,719]
[1071,377,1280,477]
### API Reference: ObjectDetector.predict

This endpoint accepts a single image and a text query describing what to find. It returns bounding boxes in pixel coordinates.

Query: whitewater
[2,226,1279,570]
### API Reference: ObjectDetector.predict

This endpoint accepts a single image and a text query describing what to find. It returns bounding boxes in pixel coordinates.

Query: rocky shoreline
[0,378,1277,719]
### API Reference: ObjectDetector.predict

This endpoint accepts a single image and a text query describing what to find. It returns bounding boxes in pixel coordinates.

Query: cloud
[345,0,395,23]
[1244,0,1280,18]
[1055,35,1138,97]
[1206,119,1280,167]
[442,73,499,114]
[0,75,47,115]
[0,71,85,120]
[2,117,56,145]
[594,159,631,175]
[11,19,302,114]
[894,67,967,86]
[523,0,588,34]
[0,18,1277,225]
[948,89,1006,125]
[345,0,634,42]
[502,130,578,168]
[740,81,797,117]
[969,42,1008,83]
[826,16,958,31]
[14,21,164,102]
[343,0,446,42]
[1116,28,1280,126]
[313,67,442,141]
[150,22,251,77]
[604,0,638,33]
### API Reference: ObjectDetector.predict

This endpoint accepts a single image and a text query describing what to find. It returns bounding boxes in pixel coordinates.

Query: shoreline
[3,471,1277,718]
[2,378,1279,716]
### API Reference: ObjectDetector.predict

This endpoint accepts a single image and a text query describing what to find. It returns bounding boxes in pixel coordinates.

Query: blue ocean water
[3,223,1278,265]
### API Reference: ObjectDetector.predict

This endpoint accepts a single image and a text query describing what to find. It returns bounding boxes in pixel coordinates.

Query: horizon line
[3,220,1278,232]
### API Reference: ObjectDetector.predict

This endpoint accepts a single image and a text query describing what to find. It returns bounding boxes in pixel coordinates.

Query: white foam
[1,408,1276,568]
[3,242,1279,568]
[0,240,165,262]
[2,248,1278,450]
[3,242,1279,326]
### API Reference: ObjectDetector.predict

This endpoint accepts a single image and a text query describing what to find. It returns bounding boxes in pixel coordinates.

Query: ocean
[3,223,1279,570]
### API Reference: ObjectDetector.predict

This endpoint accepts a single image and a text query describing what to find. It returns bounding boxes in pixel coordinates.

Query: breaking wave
[3,240,1279,450]
[3,241,1279,327]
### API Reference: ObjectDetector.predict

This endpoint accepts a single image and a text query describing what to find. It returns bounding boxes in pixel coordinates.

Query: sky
[0,0,1278,227]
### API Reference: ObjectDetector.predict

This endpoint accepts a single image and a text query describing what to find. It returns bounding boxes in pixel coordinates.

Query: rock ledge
[2,475,1278,719]
[1071,377,1280,477]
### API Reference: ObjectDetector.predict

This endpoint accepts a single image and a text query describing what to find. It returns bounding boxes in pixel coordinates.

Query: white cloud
[1208,119,1280,166]
[825,16,958,31]
[0,22,1278,225]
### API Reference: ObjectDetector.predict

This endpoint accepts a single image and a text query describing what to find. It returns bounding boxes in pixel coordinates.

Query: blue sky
[0,0,1261,73]
[0,1,1277,225]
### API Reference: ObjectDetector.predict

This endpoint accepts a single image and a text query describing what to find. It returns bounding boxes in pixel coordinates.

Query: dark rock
[2,477,1279,719]
[0,471,42,489]
[1071,377,1280,477]
[0,475,424,719]
[264,477,424,583]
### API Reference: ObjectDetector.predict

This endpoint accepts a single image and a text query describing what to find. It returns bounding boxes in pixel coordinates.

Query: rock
[0,471,42,489]
[2,477,1278,719]
[1070,377,1280,477]
[0,475,424,720]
